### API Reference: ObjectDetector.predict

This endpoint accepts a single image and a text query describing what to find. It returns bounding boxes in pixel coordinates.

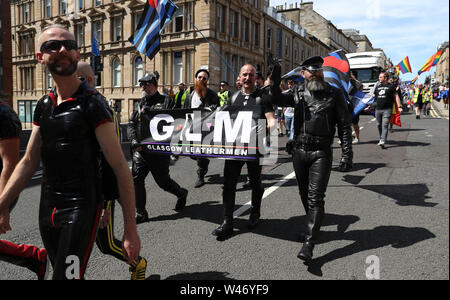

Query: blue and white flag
[128,0,177,60]
[350,89,374,118]
[92,35,100,56]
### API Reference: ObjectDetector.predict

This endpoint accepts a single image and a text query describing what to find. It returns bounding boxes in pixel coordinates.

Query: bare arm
[0,138,20,194]
[95,122,140,263]
[0,125,41,233]
[395,94,403,113]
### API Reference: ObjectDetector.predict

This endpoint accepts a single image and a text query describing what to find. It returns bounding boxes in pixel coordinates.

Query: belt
[294,135,330,151]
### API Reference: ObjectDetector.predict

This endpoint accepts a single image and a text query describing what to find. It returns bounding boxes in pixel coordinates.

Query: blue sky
[270,0,449,83]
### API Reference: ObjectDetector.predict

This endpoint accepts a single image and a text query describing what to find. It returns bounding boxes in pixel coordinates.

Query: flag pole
[169,0,239,79]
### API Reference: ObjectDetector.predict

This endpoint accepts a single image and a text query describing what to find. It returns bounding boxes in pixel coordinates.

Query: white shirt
[191,92,202,108]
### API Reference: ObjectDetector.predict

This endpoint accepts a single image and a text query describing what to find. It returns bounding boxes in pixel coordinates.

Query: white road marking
[233,171,297,218]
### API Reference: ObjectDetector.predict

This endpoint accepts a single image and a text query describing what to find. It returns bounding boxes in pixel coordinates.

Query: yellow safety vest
[413,88,423,104]
[175,90,188,107]
[218,91,231,106]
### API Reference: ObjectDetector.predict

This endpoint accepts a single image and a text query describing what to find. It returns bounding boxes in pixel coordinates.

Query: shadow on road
[356,183,437,207]
[305,226,436,277]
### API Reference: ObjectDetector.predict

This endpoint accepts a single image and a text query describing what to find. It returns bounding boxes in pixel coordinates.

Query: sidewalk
[431,99,449,119]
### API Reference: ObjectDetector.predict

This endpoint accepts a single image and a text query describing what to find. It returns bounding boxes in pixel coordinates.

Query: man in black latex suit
[269,56,353,262]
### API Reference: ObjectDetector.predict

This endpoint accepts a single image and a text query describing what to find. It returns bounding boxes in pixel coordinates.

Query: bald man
[0,25,140,280]
[212,64,276,239]
[76,61,147,280]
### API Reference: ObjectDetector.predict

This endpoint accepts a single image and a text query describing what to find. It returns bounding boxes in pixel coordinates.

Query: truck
[345,51,387,94]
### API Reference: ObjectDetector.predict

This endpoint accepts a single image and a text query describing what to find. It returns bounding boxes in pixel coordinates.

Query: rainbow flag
[396,56,412,74]
[411,75,419,84]
[432,50,443,67]
[418,50,443,75]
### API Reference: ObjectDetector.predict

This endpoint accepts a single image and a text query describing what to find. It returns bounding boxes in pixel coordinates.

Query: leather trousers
[132,151,185,213]
[292,148,332,243]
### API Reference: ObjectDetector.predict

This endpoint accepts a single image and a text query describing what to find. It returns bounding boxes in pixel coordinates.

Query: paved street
[1,107,448,281]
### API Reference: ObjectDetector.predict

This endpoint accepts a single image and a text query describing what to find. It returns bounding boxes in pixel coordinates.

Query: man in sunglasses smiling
[0,24,141,279]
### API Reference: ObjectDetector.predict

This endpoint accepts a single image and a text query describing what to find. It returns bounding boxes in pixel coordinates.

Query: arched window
[133,56,143,86]
[112,58,121,87]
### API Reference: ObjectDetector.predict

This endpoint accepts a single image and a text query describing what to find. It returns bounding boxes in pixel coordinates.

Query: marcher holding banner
[128,72,188,224]
[269,56,353,262]
[182,69,220,188]
[212,64,276,240]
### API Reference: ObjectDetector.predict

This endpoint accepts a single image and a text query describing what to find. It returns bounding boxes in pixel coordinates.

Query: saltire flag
[390,102,402,127]
[418,50,443,75]
[128,0,177,60]
[396,56,412,74]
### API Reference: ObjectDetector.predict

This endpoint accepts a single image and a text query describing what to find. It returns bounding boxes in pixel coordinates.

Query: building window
[294,41,299,61]
[18,33,35,55]
[44,0,51,18]
[231,11,239,38]
[45,69,53,90]
[93,20,102,43]
[76,0,83,11]
[163,52,169,84]
[60,0,67,15]
[173,9,183,32]
[133,56,143,86]
[17,100,37,125]
[173,52,183,84]
[112,16,122,42]
[217,4,225,33]
[19,67,35,91]
[95,0,102,7]
[267,28,272,49]
[112,58,121,87]
[133,11,143,30]
[75,24,84,48]
[242,17,249,42]
[285,36,290,57]
[252,22,259,46]
[186,51,191,84]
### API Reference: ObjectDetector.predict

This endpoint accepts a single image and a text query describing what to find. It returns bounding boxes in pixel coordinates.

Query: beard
[194,80,207,99]
[47,55,78,76]
[306,75,327,92]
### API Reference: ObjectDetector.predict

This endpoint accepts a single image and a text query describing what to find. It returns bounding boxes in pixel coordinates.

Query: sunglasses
[139,82,151,87]
[40,40,78,53]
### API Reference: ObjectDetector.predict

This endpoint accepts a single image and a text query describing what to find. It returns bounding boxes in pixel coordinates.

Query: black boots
[174,188,188,211]
[135,210,149,224]
[212,217,234,239]
[248,210,261,229]
[194,175,205,188]
[298,208,324,262]
[297,241,315,262]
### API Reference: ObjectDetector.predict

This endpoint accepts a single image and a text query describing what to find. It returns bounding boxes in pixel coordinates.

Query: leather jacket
[270,83,353,163]
[128,91,174,149]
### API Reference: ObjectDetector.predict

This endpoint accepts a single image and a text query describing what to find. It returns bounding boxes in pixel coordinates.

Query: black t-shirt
[374,83,396,110]
[231,89,274,119]
[0,101,22,174]
[0,101,21,140]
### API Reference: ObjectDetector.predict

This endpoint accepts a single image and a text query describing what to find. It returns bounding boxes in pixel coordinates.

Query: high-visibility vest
[424,90,432,102]
[175,90,188,107]
[218,90,231,106]
[413,88,423,104]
